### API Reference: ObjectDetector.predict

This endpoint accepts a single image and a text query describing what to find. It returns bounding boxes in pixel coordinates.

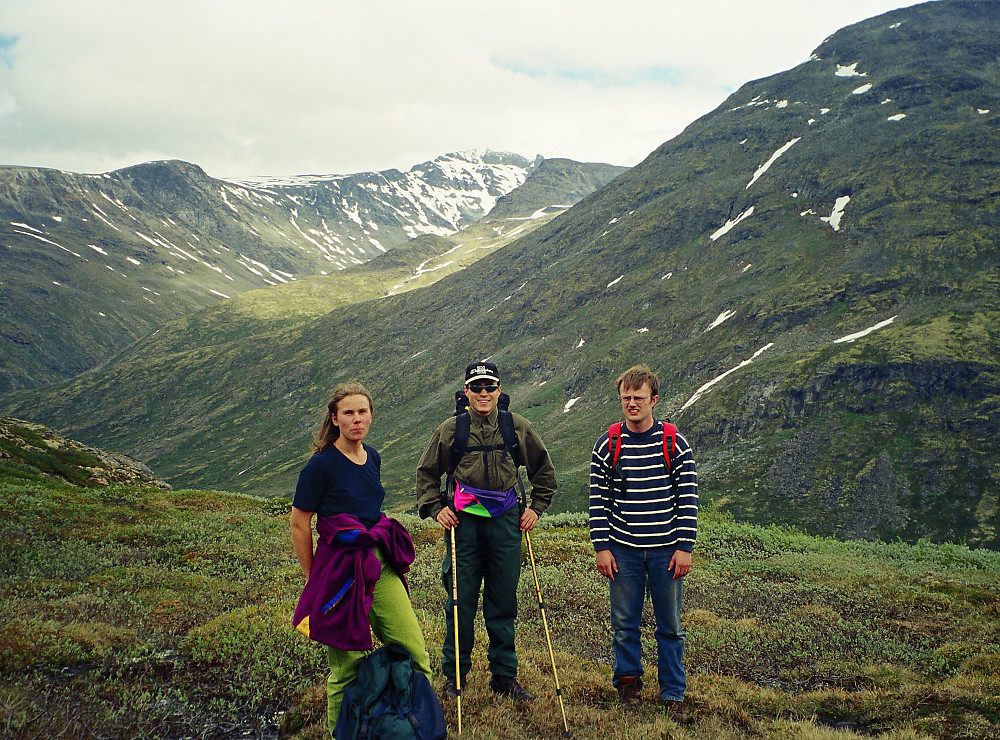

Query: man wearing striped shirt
[589,364,698,712]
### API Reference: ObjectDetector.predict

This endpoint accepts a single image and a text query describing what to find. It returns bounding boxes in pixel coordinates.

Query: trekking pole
[524,530,570,736]
[449,525,462,734]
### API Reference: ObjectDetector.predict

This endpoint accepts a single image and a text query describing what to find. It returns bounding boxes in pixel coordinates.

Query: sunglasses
[467,383,499,394]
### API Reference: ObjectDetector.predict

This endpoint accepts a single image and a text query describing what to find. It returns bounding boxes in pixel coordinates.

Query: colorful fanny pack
[453,479,517,517]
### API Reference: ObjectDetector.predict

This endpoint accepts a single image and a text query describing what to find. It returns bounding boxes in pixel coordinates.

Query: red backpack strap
[661,421,677,472]
[608,422,623,466]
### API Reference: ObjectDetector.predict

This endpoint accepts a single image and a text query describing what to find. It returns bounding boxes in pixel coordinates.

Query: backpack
[448,391,522,490]
[335,643,447,740]
[606,420,678,496]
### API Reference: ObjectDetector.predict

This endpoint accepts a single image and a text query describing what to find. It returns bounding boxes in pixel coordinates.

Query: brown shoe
[616,675,642,706]
[661,698,685,715]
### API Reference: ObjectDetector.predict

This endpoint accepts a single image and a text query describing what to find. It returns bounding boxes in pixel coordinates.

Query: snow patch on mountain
[681,343,775,411]
[746,138,801,190]
[705,310,736,332]
[711,206,755,241]
[821,196,851,231]
[835,62,867,77]
[835,316,897,343]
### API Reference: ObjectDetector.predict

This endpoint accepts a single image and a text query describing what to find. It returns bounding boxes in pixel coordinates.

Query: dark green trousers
[441,507,521,679]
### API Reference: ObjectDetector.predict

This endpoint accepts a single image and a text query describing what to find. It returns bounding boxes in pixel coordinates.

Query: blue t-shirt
[293,443,385,527]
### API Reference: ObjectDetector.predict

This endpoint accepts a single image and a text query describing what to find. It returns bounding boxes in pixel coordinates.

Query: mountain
[69,157,627,366]
[3,1,998,548]
[0,151,541,392]
[380,157,629,296]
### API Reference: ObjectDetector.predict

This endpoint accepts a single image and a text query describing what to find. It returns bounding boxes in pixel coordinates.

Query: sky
[0,0,921,180]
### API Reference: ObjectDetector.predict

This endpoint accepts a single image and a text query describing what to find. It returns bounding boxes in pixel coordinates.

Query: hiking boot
[660,698,685,716]
[443,677,461,699]
[616,675,643,707]
[489,675,534,701]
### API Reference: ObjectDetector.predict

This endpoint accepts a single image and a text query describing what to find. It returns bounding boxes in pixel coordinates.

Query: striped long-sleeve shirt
[589,420,698,552]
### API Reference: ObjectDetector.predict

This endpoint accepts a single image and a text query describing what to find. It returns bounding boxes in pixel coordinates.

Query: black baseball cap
[465,362,500,385]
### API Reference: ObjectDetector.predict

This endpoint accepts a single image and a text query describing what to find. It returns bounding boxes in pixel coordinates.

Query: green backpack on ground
[335,643,447,740]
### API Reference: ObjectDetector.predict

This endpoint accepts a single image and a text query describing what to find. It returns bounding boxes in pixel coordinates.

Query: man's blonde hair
[616,364,659,397]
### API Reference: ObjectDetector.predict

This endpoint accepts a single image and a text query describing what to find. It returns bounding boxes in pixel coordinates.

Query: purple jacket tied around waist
[292,513,415,649]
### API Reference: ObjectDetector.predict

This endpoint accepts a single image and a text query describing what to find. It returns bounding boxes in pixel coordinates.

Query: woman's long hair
[312,382,374,453]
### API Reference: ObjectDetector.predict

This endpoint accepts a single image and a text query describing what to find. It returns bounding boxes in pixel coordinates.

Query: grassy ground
[2,474,999,739]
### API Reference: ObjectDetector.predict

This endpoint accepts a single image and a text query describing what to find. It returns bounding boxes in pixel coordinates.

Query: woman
[290,382,432,735]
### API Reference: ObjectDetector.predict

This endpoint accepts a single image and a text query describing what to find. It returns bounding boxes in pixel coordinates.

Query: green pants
[326,548,432,737]
[441,507,521,680]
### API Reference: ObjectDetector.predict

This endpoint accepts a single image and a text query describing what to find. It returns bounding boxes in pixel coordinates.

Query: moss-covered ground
[3,471,998,739]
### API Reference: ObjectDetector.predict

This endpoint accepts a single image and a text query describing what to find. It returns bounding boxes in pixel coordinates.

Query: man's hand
[596,549,618,580]
[436,506,459,530]
[669,549,692,579]
[519,508,539,532]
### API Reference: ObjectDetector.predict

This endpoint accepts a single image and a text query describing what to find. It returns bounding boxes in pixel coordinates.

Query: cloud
[0,34,16,69]
[491,58,689,88]
[0,0,916,178]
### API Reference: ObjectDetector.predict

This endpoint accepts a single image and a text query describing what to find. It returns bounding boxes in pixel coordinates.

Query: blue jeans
[608,542,686,701]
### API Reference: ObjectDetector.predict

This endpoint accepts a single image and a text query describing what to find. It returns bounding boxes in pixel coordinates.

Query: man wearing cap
[416,361,558,702]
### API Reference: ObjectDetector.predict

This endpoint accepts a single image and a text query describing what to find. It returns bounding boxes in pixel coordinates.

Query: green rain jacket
[416,407,558,520]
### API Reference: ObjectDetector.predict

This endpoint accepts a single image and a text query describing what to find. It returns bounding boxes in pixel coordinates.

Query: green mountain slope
[0,415,169,489]
[4,0,999,547]
[2,419,998,739]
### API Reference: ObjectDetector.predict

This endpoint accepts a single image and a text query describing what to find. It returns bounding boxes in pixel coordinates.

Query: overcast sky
[0,0,921,180]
